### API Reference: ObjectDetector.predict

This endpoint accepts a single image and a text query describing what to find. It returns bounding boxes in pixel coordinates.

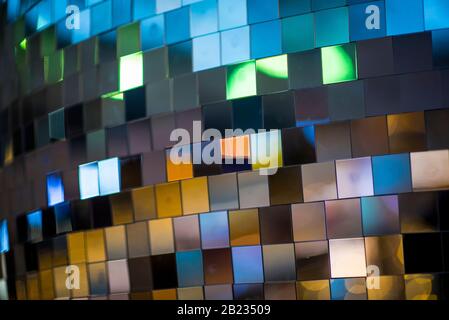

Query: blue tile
[424,0,449,30]
[141,14,165,50]
[251,20,282,59]
[386,0,424,35]
[218,0,247,30]
[349,0,386,41]
[372,153,412,195]
[221,26,250,65]
[190,0,218,37]
[193,32,221,71]
[282,13,314,53]
[315,7,350,47]
[176,250,204,287]
[247,0,279,24]
[165,7,190,44]
[232,246,264,283]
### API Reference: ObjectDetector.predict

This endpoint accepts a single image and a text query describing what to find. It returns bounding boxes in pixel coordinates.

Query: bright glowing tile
[321,43,357,84]
[226,60,256,100]
[0,220,9,253]
[98,158,120,196]
[329,238,367,278]
[46,172,65,206]
[256,54,288,94]
[119,52,143,92]
[79,162,100,200]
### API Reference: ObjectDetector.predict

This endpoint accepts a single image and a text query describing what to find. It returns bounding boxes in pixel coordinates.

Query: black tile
[120,155,142,190]
[357,37,394,78]
[288,49,322,89]
[281,126,316,166]
[91,196,112,229]
[203,101,233,136]
[263,91,296,129]
[365,76,401,116]
[393,32,433,74]
[403,233,443,274]
[151,254,178,290]
[233,96,263,131]
[125,86,146,122]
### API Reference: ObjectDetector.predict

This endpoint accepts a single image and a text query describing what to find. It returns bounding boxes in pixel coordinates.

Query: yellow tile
[132,186,157,221]
[166,149,193,182]
[148,219,174,255]
[155,182,182,218]
[153,288,177,300]
[85,230,106,263]
[39,270,55,300]
[26,273,40,300]
[67,232,86,264]
[110,192,134,225]
[181,177,210,214]
[229,209,260,246]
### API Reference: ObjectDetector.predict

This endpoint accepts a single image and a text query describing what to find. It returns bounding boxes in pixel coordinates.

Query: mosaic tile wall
[1,0,449,300]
